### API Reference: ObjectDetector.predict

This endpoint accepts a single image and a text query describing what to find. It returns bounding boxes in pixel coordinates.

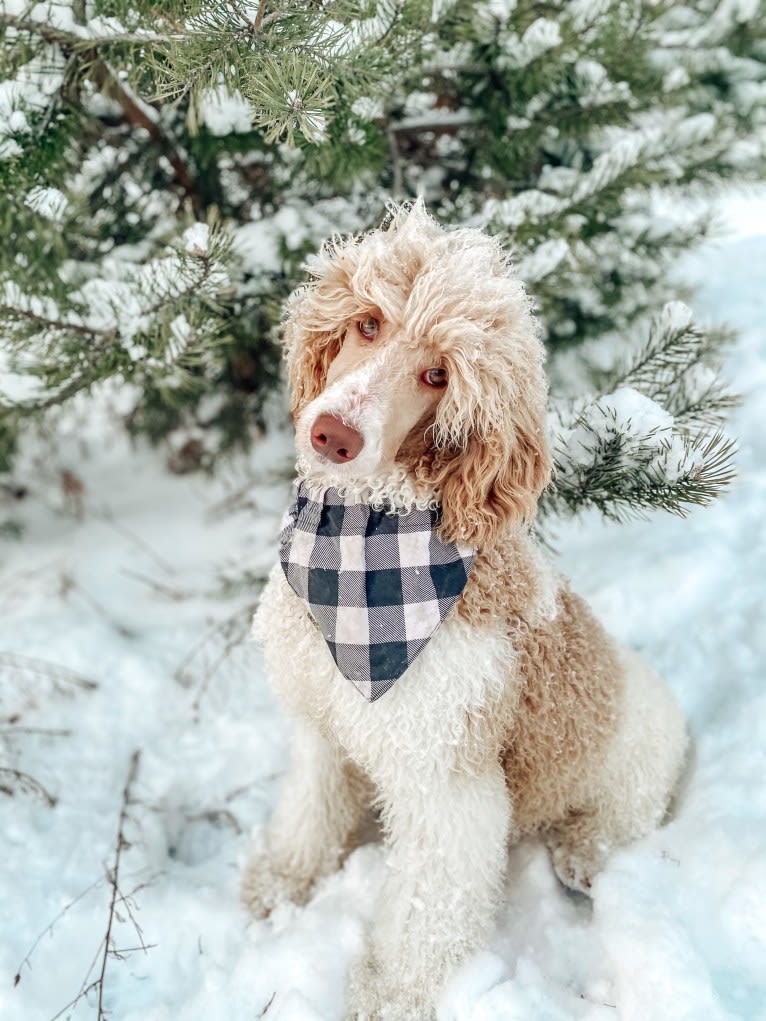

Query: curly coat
[242,202,688,1021]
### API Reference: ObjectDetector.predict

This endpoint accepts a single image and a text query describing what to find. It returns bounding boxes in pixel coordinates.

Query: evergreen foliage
[1,0,764,519]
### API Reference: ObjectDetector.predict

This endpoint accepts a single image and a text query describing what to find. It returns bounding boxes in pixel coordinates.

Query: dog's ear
[284,301,342,418]
[433,398,552,548]
[282,244,360,418]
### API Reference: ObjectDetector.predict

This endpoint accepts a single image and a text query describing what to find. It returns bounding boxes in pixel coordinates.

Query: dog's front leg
[241,717,368,918]
[347,763,511,1021]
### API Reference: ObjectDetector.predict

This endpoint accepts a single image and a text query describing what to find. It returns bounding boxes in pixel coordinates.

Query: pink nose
[310,413,364,464]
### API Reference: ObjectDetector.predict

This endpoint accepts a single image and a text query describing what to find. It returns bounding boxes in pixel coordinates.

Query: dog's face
[284,202,552,546]
[293,309,449,479]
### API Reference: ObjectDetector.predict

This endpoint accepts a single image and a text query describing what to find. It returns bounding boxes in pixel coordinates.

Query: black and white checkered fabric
[280,481,476,701]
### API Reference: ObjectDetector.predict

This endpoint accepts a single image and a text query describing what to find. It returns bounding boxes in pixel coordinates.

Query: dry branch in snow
[13,750,154,1021]
[0,766,56,806]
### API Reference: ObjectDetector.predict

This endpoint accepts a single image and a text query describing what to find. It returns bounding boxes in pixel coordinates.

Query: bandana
[280,481,476,701]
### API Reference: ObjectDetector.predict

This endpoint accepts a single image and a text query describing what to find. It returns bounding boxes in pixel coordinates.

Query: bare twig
[112,887,150,957]
[111,943,158,955]
[184,806,243,834]
[173,602,257,707]
[223,777,278,802]
[14,757,156,1021]
[96,508,176,574]
[0,652,98,729]
[257,991,276,1018]
[49,979,102,1021]
[96,750,142,1020]
[578,992,617,1009]
[0,726,72,737]
[14,877,105,986]
[120,568,194,601]
[205,477,260,520]
[0,766,56,806]
[61,572,137,639]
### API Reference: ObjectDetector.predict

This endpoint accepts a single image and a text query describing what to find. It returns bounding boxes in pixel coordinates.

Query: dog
[242,201,688,1020]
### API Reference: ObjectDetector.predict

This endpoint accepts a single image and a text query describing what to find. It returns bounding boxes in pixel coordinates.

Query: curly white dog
[242,202,688,1021]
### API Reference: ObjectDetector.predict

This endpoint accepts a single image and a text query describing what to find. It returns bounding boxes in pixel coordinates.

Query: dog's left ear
[283,294,342,419]
[434,400,552,549]
[282,243,361,418]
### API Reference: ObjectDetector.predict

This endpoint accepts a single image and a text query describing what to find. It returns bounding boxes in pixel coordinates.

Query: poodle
[242,201,688,1021]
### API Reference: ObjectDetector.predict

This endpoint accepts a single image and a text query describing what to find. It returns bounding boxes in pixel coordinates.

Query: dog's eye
[357,316,380,340]
[421,367,448,389]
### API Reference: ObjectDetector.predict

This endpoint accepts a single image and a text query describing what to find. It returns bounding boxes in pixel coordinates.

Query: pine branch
[1,12,202,211]
[0,304,114,340]
[602,303,737,430]
[254,0,269,36]
[541,416,737,522]
[2,231,232,415]
[1,0,760,503]
[87,62,203,213]
[607,304,712,394]
[0,13,177,49]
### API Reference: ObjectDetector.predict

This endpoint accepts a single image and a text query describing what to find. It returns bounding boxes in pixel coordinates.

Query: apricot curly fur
[243,201,689,1021]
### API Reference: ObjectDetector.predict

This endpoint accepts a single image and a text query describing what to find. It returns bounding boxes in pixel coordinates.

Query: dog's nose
[310,414,364,463]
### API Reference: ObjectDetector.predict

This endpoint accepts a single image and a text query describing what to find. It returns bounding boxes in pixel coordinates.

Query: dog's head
[283,201,551,547]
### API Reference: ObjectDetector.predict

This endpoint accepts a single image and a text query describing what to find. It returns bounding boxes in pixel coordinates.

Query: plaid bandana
[280,481,476,701]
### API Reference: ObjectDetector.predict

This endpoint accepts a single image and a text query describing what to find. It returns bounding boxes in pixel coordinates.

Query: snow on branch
[605,301,738,429]
[541,305,737,521]
[1,225,233,412]
[484,112,719,232]
[543,402,736,521]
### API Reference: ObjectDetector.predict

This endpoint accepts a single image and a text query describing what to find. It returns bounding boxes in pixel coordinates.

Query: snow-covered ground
[1,191,765,1021]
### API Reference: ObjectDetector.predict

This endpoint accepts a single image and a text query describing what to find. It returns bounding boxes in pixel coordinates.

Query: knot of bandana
[280,482,476,701]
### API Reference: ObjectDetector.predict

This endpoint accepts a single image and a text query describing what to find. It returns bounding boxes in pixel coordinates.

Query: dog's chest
[253,565,514,775]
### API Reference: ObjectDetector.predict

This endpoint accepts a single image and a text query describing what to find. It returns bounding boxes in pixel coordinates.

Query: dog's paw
[549,843,595,895]
[240,842,313,919]
[346,956,437,1021]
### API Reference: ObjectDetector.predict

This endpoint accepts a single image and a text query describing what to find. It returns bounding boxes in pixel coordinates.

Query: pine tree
[1,0,763,518]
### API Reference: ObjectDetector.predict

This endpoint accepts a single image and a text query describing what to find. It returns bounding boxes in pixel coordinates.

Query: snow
[24,186,69,223]
[500,18,562,69]
[351,97,384,121]
[197,87,254,137]
[183,223,210,258]
[2,191,766,1020]
[233,197,368,278]
[515,238,570,282]
[556,384,682,480]
[0,47,67,158]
